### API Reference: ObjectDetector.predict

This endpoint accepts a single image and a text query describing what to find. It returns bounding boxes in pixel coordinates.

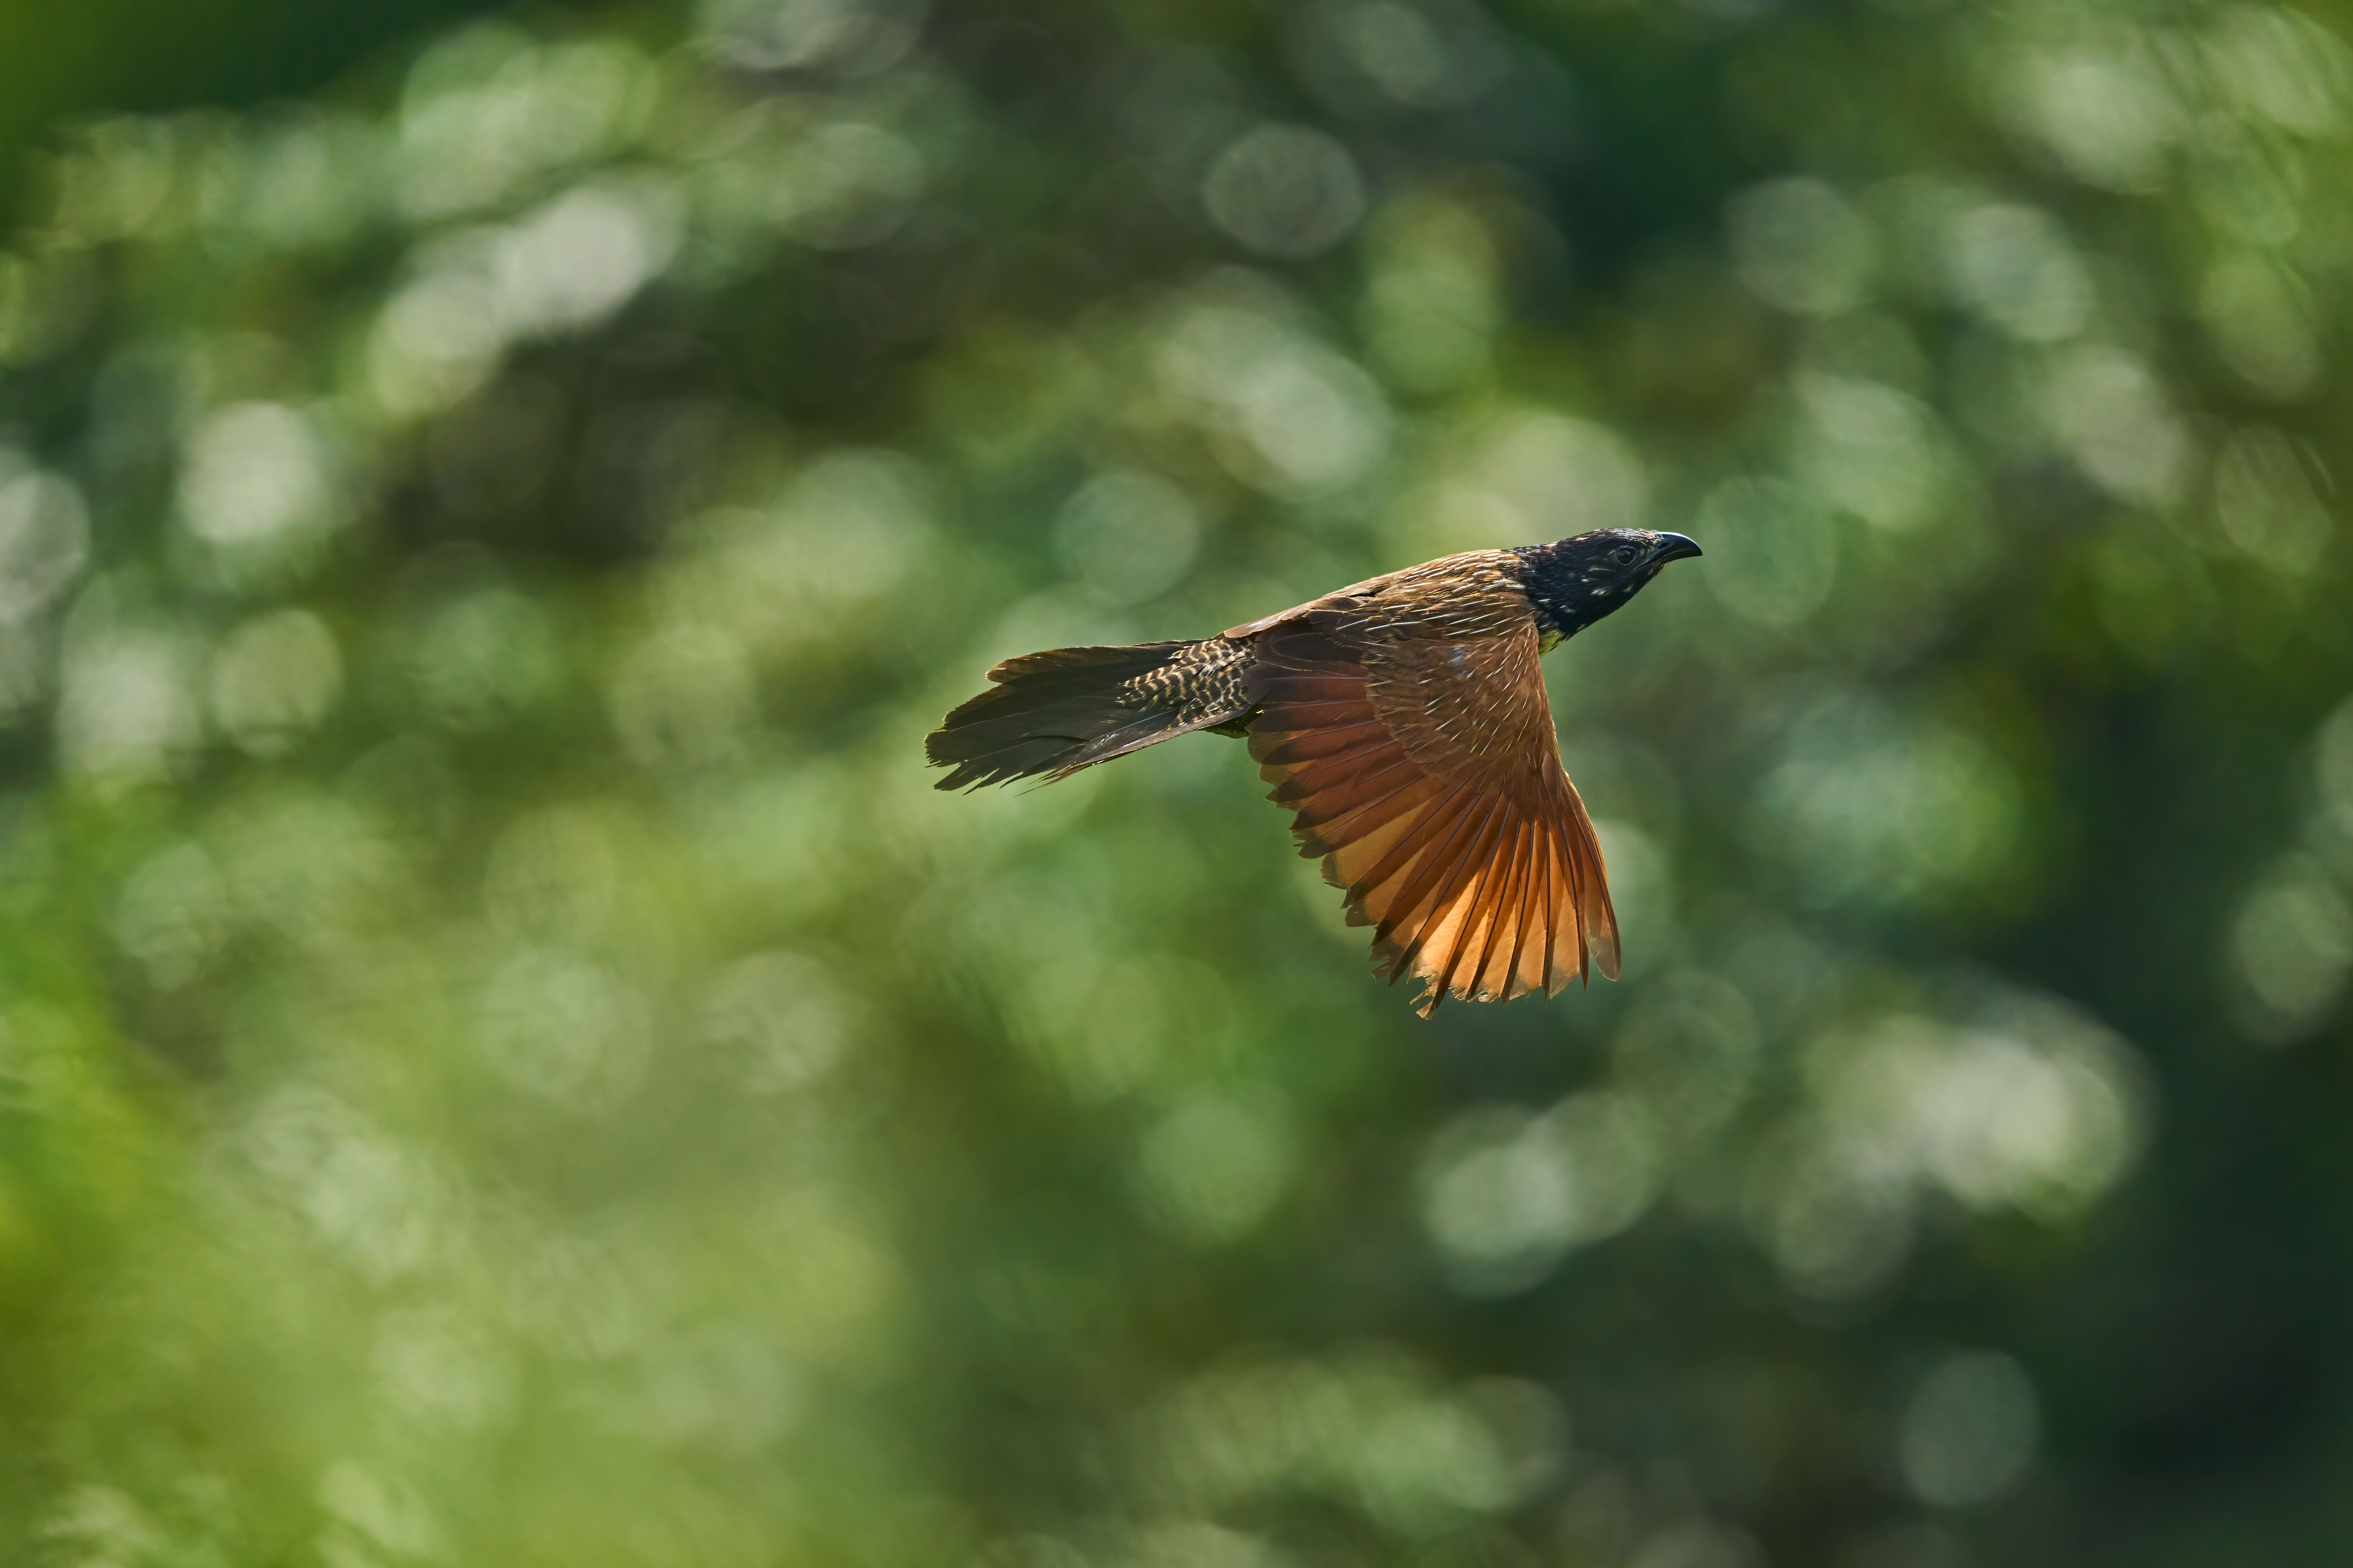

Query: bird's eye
[1611,545,1638,566]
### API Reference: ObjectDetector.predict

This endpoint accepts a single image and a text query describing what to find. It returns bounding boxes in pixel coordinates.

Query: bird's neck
[1512,544,1607,647]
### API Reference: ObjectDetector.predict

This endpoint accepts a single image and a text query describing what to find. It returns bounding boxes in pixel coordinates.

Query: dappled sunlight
[1750,696,2024,913]
[1729,177,1878,318]
[1752,989,2145,1304]
[1695,476,1839,630]
[209,607,342,756]
[1358,193,1503,393]
[1201,124,1366,261]
[56,611,206,789]
[0,0,2345,1562]
[1131,1345,1565,1534]
[1420,1092,1662,1295]
[2231,854,2353,1041]
[1152,273,1393,499]
[1894,1351,2042,1509]
[0,458,90,624]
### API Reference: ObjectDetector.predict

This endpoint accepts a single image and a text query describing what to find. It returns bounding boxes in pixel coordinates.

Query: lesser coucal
[927,528,1702,1014]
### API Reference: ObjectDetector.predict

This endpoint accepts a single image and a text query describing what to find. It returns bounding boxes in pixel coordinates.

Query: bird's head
[1514,528,1702,645]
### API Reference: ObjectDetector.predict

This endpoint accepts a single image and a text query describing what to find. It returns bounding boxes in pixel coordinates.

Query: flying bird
[927,528,1702,1014]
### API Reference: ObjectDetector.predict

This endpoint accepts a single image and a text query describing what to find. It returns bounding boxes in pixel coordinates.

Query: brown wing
[1245,616,1619,1016]
[1220,549,1525,641]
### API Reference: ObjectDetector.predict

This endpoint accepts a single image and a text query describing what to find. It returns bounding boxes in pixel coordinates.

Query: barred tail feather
[925,641,1244,791]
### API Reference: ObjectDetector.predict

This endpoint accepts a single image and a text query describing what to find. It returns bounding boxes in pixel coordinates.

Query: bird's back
[926,530,1703,1011]
[1221,549,1532,645]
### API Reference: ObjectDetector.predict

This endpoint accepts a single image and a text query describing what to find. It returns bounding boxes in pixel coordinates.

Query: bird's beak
[1650,533,1703,564]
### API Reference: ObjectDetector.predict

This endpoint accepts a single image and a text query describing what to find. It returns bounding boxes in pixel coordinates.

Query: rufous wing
[1244,619,1619,1016]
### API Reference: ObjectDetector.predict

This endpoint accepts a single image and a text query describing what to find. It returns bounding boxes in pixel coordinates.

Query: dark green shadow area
[0,0,596,222]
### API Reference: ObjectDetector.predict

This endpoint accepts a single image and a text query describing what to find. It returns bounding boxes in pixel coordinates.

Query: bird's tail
[926,640,1243,791]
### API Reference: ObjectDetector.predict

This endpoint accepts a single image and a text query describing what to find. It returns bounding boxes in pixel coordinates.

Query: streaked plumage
[927,528,1702,1014]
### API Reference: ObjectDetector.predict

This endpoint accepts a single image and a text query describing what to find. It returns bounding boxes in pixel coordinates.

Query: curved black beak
[1650,532,1703,564]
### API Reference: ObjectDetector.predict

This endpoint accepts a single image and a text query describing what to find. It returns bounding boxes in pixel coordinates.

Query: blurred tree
[0,1,2351,1566]
[0,0,554,225]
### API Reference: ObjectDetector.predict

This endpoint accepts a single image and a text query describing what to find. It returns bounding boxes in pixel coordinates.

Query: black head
[1513,529,1703,644]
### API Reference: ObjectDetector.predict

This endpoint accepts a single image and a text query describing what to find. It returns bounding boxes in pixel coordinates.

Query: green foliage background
[3,1,2352,1564]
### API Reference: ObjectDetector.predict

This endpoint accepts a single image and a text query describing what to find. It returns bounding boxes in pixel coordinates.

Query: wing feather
[1324,793,1455,907]
[1517,814,1552,997]
[1292,766,1446,838]
[1570,783,1620,981]
[1253,725,1388,769]
[1422,796,1517,1010]
[1471,814,1532,1001]
[1393,788,1511,999]
[1244,618,1617,1015]
[1361,787,1490,947]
